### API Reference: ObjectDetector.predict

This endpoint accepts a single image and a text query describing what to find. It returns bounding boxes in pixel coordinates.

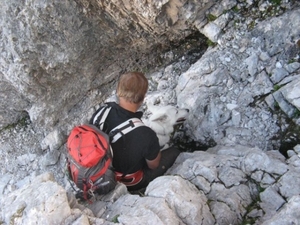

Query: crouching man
[90,72,180,191]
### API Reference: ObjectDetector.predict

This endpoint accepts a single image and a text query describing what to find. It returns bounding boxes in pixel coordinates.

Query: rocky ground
[1,1,300,224]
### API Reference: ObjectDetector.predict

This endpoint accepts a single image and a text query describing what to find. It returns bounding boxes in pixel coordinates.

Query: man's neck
[119,98,140,113]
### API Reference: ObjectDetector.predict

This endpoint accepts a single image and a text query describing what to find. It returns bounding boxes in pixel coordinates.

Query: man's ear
[149,113,168,122]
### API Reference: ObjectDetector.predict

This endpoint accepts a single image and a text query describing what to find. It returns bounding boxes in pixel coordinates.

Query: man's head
[117,72,148,104]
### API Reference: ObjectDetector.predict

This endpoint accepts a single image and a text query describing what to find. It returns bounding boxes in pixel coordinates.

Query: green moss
[206,39,217,47]
[207,14,217,22]
[240,218,256,225]
[258,185,266,194]
[19,117,28,127]
[111,214,120,223]
[273,84,282,91]
[293,109,300,118]
[288,59,296,64]
[1,116,30,132]
[269,0,281,6]
[248,20,256,30]
[232,6,239,13]
[274,101,280,110]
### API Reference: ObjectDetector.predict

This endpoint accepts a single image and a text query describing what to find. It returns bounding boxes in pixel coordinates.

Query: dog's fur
[144,104,189,149]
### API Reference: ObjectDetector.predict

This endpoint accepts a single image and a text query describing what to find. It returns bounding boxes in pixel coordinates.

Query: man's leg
[128,147,180,191]
[147,146,180,181]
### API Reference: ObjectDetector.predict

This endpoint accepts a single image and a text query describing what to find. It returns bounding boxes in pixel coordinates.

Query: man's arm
[146,151,161,169]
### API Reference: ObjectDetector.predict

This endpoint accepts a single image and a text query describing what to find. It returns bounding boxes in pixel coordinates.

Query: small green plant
[206,39,217,47]
[207,13,217,22]
[0,116,29,132]
[274,101,280,110]
[1,114,30,134]
[269,0,281,6]
[258,185,266,194]
[273,84,282,91]
[293,109,300,118]
[240,180,263,225]
[111,214,120,223]
[240,218,256,225]
[232,6,239,13]
[19,117,28,127]
[288,59,296,64]
[248,20,256,30]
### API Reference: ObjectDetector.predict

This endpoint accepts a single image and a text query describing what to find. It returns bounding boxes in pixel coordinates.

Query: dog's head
[147,105,189,135]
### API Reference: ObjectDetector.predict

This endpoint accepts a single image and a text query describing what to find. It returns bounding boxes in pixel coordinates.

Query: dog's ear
[150,113,168,122]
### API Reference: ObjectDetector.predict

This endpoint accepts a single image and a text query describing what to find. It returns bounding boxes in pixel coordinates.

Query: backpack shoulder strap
[110,118,144,143]
[92,105,112,130]
[92,104,145,143]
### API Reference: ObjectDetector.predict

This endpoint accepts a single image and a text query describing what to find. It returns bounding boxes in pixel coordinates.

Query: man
[90,72,180,191]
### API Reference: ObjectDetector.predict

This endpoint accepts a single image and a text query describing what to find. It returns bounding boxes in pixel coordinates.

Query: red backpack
[66,106,144,201]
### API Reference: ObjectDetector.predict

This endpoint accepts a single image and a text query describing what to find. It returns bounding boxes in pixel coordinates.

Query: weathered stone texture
[0,0,216,133]
[0,0,110,131]
[2,144,300,224]
[1,1,300,224]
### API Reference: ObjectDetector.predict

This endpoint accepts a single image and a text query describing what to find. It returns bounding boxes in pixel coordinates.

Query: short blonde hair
[117,72,148,104]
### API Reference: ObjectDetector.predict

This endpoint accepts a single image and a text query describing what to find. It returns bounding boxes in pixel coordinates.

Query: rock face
[0,0,216,133]
[1,0,299,147]
[1,0,270,134]
[176,6,300,150]
[0,0,108,131]
[1,1,300,225]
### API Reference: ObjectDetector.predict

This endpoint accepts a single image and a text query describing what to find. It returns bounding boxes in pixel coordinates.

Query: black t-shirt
[89,102,160,174]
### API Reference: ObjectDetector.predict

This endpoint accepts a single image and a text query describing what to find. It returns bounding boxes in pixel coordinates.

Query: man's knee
[163,146,180,159]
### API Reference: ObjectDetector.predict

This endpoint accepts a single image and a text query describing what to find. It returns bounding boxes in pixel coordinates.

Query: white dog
[144,104,189,149]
